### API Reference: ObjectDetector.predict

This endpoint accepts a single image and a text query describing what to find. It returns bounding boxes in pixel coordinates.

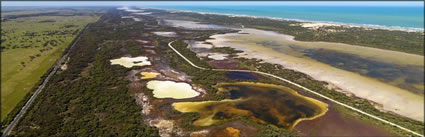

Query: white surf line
[168,41,424,137]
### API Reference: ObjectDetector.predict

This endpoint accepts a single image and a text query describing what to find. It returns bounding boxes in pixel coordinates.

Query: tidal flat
[206,28,424,121]
[164,19,232,30]
[172,82,328,129]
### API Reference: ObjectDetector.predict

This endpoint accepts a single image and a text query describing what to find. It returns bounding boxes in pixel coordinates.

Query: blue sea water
[148,5,424,30]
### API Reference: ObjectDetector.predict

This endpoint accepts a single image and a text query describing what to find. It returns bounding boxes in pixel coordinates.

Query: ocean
[147,5,424,30]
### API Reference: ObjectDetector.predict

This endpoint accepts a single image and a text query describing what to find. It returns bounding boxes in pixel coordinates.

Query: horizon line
[2,1,424,7]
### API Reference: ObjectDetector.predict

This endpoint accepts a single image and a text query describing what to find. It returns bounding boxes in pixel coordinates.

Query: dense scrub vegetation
[7,10,159,136]
[152,9,424,55]
[209,47,244,55]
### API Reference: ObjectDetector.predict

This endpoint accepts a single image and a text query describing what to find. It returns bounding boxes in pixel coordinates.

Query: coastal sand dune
[206,28,424,121]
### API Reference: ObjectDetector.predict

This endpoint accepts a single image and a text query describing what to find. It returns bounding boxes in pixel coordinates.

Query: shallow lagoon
[146,80,200,99]
[164,19,424,121]
[172,82,327,129]
[164,19,232,30]
[206,28,424,121]
[303,48,424,94]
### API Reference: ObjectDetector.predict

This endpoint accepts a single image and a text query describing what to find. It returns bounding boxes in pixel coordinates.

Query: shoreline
[167,40,424,136]
[143,7,424,32]
[205,28,424,122]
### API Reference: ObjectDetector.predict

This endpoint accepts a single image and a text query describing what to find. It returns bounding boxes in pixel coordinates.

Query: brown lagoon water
[172,82,328,129]
[303,48,424,94]
[206,28,424,121]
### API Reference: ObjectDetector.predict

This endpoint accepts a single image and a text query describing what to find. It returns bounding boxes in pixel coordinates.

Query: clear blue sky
[2,1,424,7]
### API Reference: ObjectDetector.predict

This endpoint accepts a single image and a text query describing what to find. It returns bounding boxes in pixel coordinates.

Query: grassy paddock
[1,9,99,120]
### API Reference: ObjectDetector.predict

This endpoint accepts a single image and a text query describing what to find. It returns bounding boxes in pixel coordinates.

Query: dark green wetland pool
[172,82,327,129]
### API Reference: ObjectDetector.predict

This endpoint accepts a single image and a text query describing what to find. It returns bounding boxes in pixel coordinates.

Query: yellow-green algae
[172,82,328,129]
[141,72,160,79]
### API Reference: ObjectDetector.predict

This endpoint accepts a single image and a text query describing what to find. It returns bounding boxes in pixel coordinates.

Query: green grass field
[1,10,57,17]
[1,9,99,120]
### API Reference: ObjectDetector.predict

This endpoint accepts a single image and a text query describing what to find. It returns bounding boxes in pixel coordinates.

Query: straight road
[2,24,90,137]
[168,41,424,137]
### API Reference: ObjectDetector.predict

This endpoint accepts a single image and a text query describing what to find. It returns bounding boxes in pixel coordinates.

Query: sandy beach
[153,8,424,32]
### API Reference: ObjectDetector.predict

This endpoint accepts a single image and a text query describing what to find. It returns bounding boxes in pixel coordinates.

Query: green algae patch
[173,99,247,126]
[172,82,328,129]
[146,80,200,99]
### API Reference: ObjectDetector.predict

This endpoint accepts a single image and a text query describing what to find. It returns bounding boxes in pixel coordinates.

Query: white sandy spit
[121,16,134,19]
[132,12,152,15]
[133,18,141,22]
[207,53,229,60]
[153,31,177,37]
[135,40,150,44]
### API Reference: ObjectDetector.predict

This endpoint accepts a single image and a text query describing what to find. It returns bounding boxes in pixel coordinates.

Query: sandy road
[168,41,424,137]
[2,24,90,137]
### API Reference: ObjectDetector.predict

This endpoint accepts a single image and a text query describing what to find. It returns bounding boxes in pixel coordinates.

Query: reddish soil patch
[208,59,239,69]
[294,102,396,136]
[208,121,258,137]
[210,127,240,137]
